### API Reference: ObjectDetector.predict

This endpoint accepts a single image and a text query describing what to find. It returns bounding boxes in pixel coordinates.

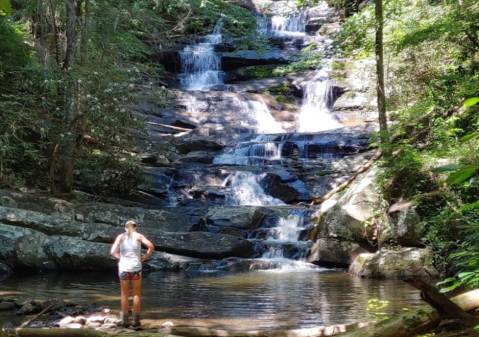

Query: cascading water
[270,13,306,36]
[222,171,285,206]
[240,97,284,134]
[297,68,342,132]
[213,135,284,166]
[178,21,224,90]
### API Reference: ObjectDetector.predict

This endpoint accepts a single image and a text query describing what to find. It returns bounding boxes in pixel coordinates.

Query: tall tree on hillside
[58,0,79,193]
[375,0,389,153]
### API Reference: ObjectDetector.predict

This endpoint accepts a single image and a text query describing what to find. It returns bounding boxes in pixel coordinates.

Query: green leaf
[430,164,462,173]
[458,200,479,212]
[446,166,479,185]
[439,280,462,293]
[464,97,479,108]
[460,133,479,143]
[0,0,11,15]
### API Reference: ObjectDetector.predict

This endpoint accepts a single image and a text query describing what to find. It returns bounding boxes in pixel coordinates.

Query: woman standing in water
[111,220,155,328]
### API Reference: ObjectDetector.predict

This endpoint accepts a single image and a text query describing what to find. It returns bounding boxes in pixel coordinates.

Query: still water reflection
[0,269,422,330]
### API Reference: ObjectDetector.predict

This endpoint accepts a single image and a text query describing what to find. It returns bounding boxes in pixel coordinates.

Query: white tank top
[119,232,142,272]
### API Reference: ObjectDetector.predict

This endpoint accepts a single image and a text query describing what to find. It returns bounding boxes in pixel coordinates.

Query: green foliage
[75,153,145,197]
[366,298,390,321]
[0,0,11,15]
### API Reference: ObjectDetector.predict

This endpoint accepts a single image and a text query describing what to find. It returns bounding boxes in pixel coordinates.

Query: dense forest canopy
[1,0,479,295]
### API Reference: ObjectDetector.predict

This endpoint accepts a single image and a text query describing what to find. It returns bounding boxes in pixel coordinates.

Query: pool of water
[0,268,423,331]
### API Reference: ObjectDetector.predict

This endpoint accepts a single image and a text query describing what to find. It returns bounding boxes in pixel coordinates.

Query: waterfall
[239,97,284,134]
[223,171,285,206]
[178,21,224,90]
[246,210,314,265]
[213,135,285,166]
[270,13,306,36]
[297,69,342,132]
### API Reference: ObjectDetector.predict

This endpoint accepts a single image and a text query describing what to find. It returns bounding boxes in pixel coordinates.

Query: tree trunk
[375,0,389,153]
[58,0,78,193]
[80,0,90,63]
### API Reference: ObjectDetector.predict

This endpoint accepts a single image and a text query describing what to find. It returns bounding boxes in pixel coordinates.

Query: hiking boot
[131,312,141,327]
[118,313,130,328]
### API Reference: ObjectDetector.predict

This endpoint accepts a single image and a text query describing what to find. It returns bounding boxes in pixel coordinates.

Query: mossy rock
[228,65,281,81]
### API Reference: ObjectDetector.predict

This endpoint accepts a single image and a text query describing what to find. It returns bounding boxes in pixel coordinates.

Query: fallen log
[161,321,373,337]
[335,288,479,337]
[3,328,172,337]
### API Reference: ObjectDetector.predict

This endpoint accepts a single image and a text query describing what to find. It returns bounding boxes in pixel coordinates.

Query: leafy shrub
[75,153,145,198]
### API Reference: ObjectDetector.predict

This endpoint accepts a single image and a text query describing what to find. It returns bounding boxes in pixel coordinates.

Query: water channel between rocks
[0,270,422,331]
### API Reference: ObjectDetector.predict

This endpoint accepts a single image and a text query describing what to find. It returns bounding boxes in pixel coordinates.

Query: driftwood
[310,149,383,205]
[405,278,479,327]
[335,288,479,337]
[17,305,53,330]
[160,321,373,337]
[2,329,171,337]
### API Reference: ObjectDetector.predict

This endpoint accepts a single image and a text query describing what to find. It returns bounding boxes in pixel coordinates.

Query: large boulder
[0,224,53,269]
[146,231,255,259]
[388,201,425,247]
[348,248,439,279]
[74,204,206,232]
[204,206,267,229]
[307,238,371,267]
[318,166,390,243]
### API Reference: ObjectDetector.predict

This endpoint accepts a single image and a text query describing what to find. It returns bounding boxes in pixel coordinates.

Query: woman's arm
[140,235,155,262]
[110,234,123,259]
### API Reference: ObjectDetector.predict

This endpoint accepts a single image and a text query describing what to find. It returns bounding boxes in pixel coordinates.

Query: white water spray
[178,21,224,90]
[223,171,285,206]
[297,69,341,132]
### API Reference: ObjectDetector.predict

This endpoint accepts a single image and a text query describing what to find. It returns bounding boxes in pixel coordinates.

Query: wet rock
[0,196,17,208]
[0,301,15,311]
[149,231,255,259]
[307,238,371,267]
[39,298,65,311]
[17,301,40,315]
[0,262,13,278]
[172,134,225,154]
[28,321,44,328]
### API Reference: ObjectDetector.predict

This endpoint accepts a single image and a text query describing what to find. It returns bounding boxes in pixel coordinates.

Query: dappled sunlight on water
[0,269,422,331]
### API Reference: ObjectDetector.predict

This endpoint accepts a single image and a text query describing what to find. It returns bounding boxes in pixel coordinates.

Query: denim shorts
[118,270,142,280]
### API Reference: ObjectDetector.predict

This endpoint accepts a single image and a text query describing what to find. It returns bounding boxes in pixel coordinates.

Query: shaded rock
[0,302,15,311]
[204,207,267,229]
[0,224,53,269]
[17,301,40,315]
[348,248,439,279]
[0,196,17,208]
[43,236,117,271]
[172,134,225,154]
[0,262,13,277]
[308,238,371,267]
[388,201,425,247]
[74,203,205,232]
[148,232,255,259]
[0,207,83,237]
